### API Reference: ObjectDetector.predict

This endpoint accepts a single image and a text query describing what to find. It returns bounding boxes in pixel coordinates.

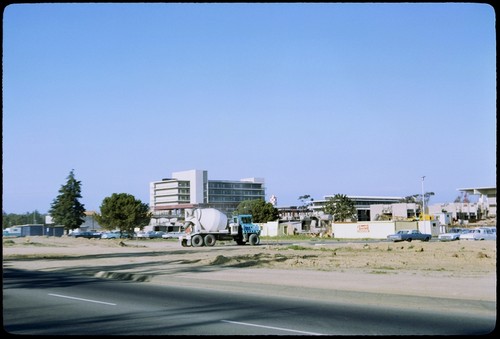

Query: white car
[459,227,496,241]
[101,231,121,239]
[438,228,470,241]
[162,232,184,239]
[135,231,151,239]
[136,231,165,239]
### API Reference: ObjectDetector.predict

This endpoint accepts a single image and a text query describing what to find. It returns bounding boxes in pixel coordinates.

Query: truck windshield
[240,217,252,224]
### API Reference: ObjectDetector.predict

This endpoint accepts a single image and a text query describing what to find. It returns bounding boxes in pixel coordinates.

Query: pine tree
[49,169,86,232]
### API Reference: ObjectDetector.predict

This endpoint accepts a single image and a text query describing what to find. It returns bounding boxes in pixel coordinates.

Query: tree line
[2,210,46,228]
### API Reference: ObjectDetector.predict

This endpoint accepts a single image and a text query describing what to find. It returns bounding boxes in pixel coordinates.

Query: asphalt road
[3,268,496,335]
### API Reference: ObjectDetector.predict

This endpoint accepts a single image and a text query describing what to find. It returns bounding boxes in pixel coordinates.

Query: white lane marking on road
[221,320,324,335]
[48,293,116,306]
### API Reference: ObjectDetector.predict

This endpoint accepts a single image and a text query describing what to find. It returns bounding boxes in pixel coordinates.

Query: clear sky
[3,3,496,214]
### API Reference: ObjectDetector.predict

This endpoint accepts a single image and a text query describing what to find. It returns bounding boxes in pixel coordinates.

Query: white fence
[332,220,440,239]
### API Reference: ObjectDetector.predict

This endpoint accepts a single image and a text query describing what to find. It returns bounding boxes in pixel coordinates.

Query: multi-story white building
[149,169,266,217]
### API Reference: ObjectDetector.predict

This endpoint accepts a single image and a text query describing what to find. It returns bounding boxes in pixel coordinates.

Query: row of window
[209,196,262,202]
[208,183,263,189]
[154,189,190,197]
[208,189,264,196]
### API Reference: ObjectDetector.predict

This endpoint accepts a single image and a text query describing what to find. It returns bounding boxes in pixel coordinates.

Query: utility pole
[421,176,426,220]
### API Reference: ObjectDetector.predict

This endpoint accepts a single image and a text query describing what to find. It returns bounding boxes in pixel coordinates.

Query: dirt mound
[3,236,496,276]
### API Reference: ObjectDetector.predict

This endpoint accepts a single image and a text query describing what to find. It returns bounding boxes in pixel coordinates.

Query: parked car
[3,228,23,237]
[118,231,132,239]
[438,228,471,242]
[72,231,101,239]
[459,227,496,241]
[135,231,151,239]
[483,227,497,236]
[387,229,432,242]
[162,232,185,239]
[136,231,165,239]
[101,231,125,239]
[150,231,165,239]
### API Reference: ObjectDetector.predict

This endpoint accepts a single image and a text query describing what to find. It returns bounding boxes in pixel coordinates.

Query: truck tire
[192,235,204,247]
[204,234,216,247]
[235,238,246,245]
[249,234,259,246]
[181,239,188,247]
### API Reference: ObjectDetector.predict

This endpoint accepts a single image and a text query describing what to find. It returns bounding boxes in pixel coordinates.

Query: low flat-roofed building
[310,195,403,221]
[457,186,496,217]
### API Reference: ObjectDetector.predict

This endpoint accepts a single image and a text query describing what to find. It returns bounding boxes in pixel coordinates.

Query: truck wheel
[181,239,188,247]
[249,234,259,246]
[236,239,246,245]
[204,234,216,247]
[192,235,204,247]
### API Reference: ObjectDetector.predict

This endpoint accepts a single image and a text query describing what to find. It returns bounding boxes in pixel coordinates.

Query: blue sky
[3,3,496,214]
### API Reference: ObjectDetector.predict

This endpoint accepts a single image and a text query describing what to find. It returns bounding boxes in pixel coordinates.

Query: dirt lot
[2,235,497,304]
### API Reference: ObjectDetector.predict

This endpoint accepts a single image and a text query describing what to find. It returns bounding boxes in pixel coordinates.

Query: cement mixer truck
[179,208,261,247]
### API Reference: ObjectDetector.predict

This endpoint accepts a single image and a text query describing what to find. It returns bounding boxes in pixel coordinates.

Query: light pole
[421,176,426,220]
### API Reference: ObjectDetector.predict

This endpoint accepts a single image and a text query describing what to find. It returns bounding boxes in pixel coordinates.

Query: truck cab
[230,214,261,245]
